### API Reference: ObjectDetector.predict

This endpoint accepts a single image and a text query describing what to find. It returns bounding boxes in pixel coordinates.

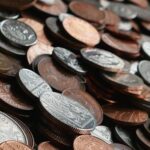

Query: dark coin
[40,91,96,134]
[81,48,124,73]
[102,104,148,126]
[69,1,105,24]
[62,88,103,125]
[111,143,132,150]
[138,60,150,85]
[143,119,150,138]
[17,68,52,99]
[53,47,87,75]
[73,135,113,150]
[38,141,59,150]
[37,56,84,92]
[142,42,150,59]
[91,126,113,144]
[0,19,37,48]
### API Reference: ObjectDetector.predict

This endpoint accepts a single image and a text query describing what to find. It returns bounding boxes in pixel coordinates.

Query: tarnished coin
[138,60,150,85]
[27,41,53,64]
[53,47,87,75]
[91,126,113,144]
[37,56,84,92]
[40,92,96,134]
[73,135,113,150]
[0,10,19,20]
[69,1,105,24]
[102,104,148,125]
[0,19,37,48]
[63,16,100,46]
[38,141,59,150]
[0,141,32,150]
[142,42,150,59]
[17,68,52,99]
[111,143,132,150]
[81,48,124,73]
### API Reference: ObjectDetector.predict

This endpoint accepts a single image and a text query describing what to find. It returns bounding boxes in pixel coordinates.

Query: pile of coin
[0,0,149,149]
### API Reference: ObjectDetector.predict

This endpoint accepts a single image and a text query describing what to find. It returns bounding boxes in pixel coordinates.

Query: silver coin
[0,10,19,20]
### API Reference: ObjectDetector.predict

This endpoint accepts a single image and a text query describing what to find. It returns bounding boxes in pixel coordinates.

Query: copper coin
[102,104,148,125]
[34,0,67,16]
[73,135,113,150]
[37,56,84,92]
[63,16,100,46]
[38,141,59,150]
[27,41,53,64]
[0,0,36,11]
[0,141,32,150]
[111,143,132,150]
[129,0,148,8]
[63,88,103,125]
[69,1,105,24]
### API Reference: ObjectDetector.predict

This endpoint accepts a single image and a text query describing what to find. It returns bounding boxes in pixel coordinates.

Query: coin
[129,0,148,8]
[102,104,148,125]
[0,19,37,48]
[40,91,96,134]
[62,16,100,46]
[143,119,150,138]
[81,48,124,73]
[111,143,132,150]
[53,47,87,75]
[73,135,113,150]
[17,68,52,99]
[0,141,32,150]
[38,141,59,150]
[142,42,150,59]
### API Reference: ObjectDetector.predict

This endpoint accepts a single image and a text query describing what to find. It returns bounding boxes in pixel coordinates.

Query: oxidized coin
[63,16,100,46]
[0,19,37,48]
[53,47,87,75]
[40,92,96,134]
[73,135,113,150]
[138,60,150,85]
[142,42,150,59]
[102,104,148,125]
[38,141,59,150]
[0,10,19,20]
[0,141,32,150]
[111,143,132,150]
[81,48,124,73]
[91,126,113,144]
[17,68,52,99]
[27,41,53,64]
[37,56,84,92]
[69,1,105,24]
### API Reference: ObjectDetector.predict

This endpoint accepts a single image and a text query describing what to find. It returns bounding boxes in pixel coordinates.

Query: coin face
[81,48,124,72]
[40,92,96,132]
[18,68,52,99]
[73,135,113,150]
[53,47,86,74]
[0,19,37,47]
[63,16,100,46]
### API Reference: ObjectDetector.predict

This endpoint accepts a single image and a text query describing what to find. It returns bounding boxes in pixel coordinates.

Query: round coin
[0,10,19,20]
[111,143,132,150]
[73,135,113,150]
[81,48,124,73]
[0,19,37,48]
[143,119,150,138]
[142,42,150,59]
[62,16,100,46]
[38,141,59,150]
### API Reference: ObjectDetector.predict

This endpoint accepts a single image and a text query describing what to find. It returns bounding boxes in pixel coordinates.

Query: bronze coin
[129,0,148,8]
[34,0,68,16]
[27,41,53,64]
[111,143,132,150]
[69,1,105,24]
[38,141,59,150]
[63,88,103,125]
[63,16,101,46]
[102,104,148,125]
[37,56,84,92]
[0,0,36,11]
[73,135,113,150]
[0,141,32,150]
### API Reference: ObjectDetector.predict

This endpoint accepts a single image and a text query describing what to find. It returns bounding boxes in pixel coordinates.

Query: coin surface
[143,119,150,138]
[0,19,37,48]
[73,135,113,150]
[142,42,150,58]
[0,10,19,20]
[81,48,124,72]
[63,16,100,46]
[111,143,132,150]
[38,141,59,150]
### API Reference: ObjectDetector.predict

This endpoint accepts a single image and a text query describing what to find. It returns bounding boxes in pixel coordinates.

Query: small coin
[102,104,148,125]
[111,143,132,150]
[63,16,100,46]
[40,91,96,134]
[17,68,52,99]
[0,141,32,150]
[73,135,113,150]
[91,126,113,144]
[53,47,87,75]
[38,141,59,150]
[0,19,37,48]
[81,48,124,73]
